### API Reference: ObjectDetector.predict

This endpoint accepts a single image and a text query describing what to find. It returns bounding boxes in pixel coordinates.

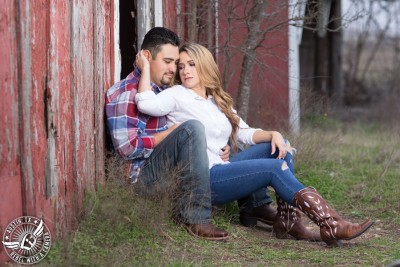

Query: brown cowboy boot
[173,216,229,241]
[293,187,374,246]
[239,203,277,227]
[273,196,321,241]
[185,223,229,241]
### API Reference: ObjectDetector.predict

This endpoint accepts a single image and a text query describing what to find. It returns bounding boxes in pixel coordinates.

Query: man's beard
[160,73,175,85]
[160,78,171,85]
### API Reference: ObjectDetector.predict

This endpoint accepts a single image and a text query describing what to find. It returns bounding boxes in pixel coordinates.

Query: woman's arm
[235,114,289,159]
[252,130,289,159]
[137,50,151,94]
[134,51,176,116]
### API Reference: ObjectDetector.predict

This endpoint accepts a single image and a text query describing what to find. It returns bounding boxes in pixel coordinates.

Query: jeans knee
[182,120,205,133]
[177,120,207,148]
[180,120,206,141]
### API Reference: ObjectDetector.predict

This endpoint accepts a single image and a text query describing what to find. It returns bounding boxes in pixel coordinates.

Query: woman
[135,43,374,246]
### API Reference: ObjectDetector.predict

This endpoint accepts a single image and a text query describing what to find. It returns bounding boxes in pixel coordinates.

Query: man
[105,27,278,241]
[106,27,228,241]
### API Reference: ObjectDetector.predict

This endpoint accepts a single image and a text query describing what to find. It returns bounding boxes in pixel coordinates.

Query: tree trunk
[236,0,268,120]
[237,53,256,119]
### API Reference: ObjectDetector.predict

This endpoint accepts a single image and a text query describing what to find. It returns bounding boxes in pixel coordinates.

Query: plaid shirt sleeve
[105,71,163,160]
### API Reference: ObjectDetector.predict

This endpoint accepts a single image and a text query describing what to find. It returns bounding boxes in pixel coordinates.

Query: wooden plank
[0,3,23,264]
[17,0,53,221]
[93,0,112,189]
[46,0,74,236]
[70,0,96,217]
[0,1,22,240]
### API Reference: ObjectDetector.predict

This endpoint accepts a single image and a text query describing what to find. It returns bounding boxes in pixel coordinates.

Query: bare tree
[216,0,292,120]
[180,0,363,122]
[180,1,296,119]
[236,1,268,120]
[343,0,400,105]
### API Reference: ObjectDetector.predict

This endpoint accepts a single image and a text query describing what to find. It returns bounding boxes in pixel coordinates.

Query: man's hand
[153,124,179,146]
[220,144,230,161]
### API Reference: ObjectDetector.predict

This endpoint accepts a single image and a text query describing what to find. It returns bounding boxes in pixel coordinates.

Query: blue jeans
[138,120,211,224]
[210,143,304,206]
[231,142,295,209]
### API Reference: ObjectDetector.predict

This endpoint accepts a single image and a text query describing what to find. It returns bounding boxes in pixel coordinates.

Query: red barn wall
[163,0,178,34]
[1,0,291,263]
[0,0,113,263]
[0,1,23,263]
[163,0,289,130]
[217,0,289,130]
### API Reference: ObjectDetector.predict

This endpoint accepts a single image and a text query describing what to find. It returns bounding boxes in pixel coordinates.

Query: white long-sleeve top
[135,85,260,168]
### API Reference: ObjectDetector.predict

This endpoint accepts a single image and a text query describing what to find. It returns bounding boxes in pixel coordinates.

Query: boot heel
[274,226,289,239]
[239,217,257,227]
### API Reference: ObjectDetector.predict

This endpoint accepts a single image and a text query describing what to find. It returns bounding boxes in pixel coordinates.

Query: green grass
[41,122,400,267]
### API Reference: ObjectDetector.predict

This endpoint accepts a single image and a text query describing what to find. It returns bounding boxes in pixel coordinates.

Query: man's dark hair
[141,27,180,58]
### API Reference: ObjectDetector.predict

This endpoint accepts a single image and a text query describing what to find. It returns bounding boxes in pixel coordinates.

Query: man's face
[148,44,179,87]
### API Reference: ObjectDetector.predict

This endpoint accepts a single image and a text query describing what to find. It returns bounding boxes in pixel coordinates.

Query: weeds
[43,122,400,266]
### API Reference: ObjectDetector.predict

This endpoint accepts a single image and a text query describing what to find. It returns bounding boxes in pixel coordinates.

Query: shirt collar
[187,88,213,101]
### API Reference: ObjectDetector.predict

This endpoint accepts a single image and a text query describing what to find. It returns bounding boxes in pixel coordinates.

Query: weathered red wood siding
[0,0,113,263]
[163,0,177,33]
[0,1,23,264]
[216,0,289,130]
[163,0,289,130]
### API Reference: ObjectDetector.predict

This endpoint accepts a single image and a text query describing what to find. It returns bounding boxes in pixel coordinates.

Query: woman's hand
[271,131,288,159]
[135,50,150,71]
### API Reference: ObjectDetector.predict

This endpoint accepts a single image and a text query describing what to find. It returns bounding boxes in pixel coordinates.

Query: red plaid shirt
[105,68,168,180]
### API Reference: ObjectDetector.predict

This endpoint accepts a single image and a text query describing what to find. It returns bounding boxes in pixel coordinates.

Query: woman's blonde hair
[175,43,240,150]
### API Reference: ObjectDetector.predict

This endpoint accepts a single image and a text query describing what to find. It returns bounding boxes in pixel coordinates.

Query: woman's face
[178,51,201,90]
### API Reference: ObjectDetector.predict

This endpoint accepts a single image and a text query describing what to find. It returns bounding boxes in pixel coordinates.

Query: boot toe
[186,223,229,241]
[344,219,375,240]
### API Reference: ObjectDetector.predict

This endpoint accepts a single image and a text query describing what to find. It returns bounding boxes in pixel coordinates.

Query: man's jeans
[210,143,304,206]
[231,142,295,210]
[137,120,211,224]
